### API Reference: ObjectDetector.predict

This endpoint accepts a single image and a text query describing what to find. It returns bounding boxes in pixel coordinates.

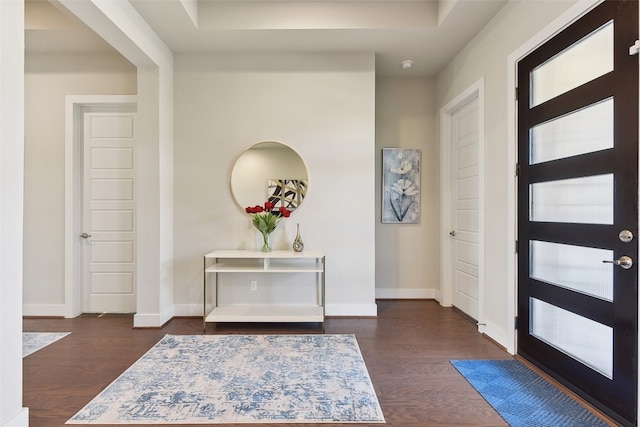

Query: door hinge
[515,240,519,254]
[629,40,640,56]
[515,86,519,101]
[515,163,520,177]
[514,316,519,330]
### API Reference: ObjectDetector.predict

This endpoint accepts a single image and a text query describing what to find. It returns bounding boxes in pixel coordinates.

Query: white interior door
[82,112,136,313]
[451,97,480,320]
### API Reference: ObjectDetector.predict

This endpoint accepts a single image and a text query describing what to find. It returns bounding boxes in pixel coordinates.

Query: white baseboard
[174,303,380,318]
[22,304,67,317]
[1,408,28,427]
[375,288,437,299]
[133,310,173,328]
[24,303,383,322]
[23,304,175,327]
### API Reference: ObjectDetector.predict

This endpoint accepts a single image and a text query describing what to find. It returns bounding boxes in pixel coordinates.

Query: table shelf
[205,263,324,273]
[205,305,324,323]
[203,250,325,331]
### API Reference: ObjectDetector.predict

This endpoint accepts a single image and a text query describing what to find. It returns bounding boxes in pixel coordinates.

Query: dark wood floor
[20,300,604,426]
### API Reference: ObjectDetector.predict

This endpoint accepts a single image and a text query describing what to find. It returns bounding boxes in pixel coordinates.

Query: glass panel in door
[529,174,613,224]
[530,21,613,107]
[530,298,613,378]
[529,240,613,301]
[529,98,613,164]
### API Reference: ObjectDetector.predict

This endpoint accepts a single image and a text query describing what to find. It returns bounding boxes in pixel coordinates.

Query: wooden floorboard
[18,300,587,426]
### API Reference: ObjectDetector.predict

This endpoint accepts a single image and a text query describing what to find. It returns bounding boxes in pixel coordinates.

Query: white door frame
[439,78,486,332]
[64,95,137,318]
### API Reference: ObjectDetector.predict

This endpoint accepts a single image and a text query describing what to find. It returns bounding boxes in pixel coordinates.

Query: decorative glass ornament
[292,223,304,252]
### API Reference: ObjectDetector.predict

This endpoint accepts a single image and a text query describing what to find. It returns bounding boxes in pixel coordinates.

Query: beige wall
[436,0,580,349]
[375,77,440,298]
[23,52,136,312]
[22,51,434,318]
[173,53,377,316]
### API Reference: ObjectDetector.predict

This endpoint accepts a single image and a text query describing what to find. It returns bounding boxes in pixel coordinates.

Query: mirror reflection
[230,141,308,213]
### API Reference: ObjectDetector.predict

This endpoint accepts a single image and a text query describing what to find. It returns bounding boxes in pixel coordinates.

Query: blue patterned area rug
[23,332,71,358]
[451,359,609,427]
[67,334,385,424]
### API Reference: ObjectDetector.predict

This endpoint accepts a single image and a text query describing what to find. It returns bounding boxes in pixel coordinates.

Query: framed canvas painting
[382,148,421,224]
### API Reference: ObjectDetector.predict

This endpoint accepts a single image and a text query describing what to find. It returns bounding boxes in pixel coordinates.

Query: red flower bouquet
[245,201,291,251]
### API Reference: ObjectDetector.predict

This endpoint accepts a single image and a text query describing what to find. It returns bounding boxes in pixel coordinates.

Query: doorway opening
[64,95,137,318]
[440,78,486,332]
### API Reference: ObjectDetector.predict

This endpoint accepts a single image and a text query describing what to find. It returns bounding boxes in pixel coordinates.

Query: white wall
[23,53,136,315]
[436,0,578,349]
[375,77,440,298]
[173,53,377,316]
[0,0,28,425]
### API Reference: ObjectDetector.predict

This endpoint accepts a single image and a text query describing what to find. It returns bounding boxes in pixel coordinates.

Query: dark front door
[517,1,638,425]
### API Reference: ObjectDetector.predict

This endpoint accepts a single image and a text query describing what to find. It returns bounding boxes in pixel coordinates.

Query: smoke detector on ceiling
[401,60,413,69]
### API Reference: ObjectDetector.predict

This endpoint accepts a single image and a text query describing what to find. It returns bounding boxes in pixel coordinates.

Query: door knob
[619,229,634,243]
[603,256,633,270]
[80,232,92,239]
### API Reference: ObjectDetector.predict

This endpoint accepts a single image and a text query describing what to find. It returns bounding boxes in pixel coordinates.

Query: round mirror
[230,141,309,213]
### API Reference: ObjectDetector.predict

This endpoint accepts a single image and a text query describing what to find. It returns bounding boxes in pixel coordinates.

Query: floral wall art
[382,148,421,224]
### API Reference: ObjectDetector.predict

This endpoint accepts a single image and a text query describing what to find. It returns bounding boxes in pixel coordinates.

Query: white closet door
[451,98,480,320]
[82,112,136,313]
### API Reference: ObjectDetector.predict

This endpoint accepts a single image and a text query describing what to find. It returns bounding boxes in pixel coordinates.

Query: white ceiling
[26,0,508,77]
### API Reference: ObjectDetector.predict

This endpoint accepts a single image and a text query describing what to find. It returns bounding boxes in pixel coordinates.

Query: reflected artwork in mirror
[230,141,309,214]
[267,179,308,211]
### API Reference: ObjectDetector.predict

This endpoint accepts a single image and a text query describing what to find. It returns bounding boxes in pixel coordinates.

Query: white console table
[203,250,325,331]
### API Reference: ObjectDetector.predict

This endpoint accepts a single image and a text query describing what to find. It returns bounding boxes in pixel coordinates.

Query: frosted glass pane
[530,240,613,301]
[530,298,612,378]
[530,174,613,224]
[530,98,613,164]
[531,21,613,107]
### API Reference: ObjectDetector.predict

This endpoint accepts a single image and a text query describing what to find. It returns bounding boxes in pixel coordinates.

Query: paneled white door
[82,112,136,313]
[451,97,480,320]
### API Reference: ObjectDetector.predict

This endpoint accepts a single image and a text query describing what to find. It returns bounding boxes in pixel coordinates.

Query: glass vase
[293,223,304,252]
[261,231,271,252]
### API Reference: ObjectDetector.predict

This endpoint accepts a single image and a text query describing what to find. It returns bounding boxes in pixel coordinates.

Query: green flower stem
[261,231,271,252]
